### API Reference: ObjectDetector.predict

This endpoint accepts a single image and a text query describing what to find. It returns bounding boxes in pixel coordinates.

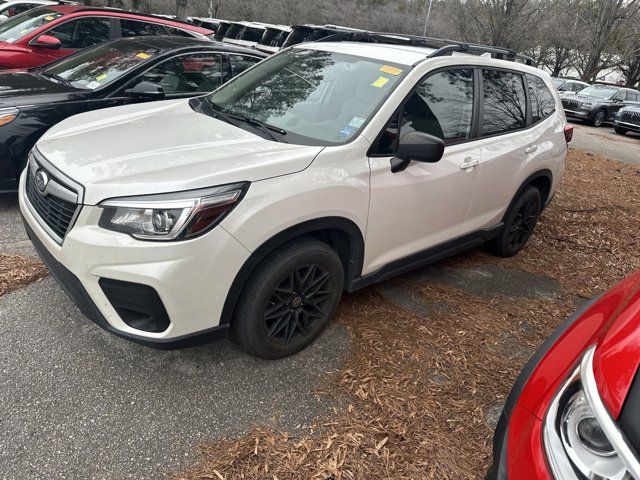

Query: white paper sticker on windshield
[348,116,365,128]
[85,81,100,90]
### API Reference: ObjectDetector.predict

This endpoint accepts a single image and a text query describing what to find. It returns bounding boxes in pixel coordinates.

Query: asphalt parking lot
[0,127,638,479]
[570,121,640,164]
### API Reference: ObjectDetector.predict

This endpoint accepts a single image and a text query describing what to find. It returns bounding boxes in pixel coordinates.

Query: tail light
[564,125,574,144]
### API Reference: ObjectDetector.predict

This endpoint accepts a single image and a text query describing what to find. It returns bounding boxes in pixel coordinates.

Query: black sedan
[561,84,640,127]
[0,35,266,192]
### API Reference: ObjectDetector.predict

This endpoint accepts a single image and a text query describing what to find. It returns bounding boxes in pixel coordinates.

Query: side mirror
[391,131,445,173]
[124,81,165,99]
[30,34,62,49]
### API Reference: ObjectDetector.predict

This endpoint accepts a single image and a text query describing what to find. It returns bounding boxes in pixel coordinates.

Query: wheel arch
[507,169,553,217]
[219,217,365,326]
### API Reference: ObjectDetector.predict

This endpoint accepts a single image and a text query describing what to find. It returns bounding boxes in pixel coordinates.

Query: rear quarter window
[526,74,556,124]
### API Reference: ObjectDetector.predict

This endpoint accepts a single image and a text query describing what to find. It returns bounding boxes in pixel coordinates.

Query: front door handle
[460,158,479,171]
[525,145,538,154]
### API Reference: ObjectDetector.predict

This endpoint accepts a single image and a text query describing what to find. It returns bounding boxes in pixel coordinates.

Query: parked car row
[0,4,214,69]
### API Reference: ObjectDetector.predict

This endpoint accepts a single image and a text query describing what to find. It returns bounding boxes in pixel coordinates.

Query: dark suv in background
[614,104,640,135]
[561,84,640,127]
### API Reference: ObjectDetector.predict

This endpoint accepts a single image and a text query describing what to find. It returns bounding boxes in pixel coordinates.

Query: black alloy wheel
[232,238,344,359]
[264,264,333,344]
[486,186,542,257]
[506,197,539,252]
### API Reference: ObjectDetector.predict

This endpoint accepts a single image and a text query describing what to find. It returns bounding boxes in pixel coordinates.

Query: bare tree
[571,0,640,82]
[176,0,188,19]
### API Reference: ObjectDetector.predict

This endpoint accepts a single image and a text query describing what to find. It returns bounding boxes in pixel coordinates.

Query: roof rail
[316,31,536,66]
[429,43,535,66]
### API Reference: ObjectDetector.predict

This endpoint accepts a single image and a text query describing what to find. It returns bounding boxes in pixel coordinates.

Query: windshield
[42,40,162,89]
[224,23,241,39]
[207,48,408,145]
[0,7,62,42]
[579,85,619,99]
[551,78,565,87]
[240,26,264,43]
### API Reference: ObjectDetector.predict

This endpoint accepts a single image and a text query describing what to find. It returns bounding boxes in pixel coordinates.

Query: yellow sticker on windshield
[44,15,55,21]
[371,76,390,88]
[380,65,402,76]
[96,73,107,81]
[136,52,151,59]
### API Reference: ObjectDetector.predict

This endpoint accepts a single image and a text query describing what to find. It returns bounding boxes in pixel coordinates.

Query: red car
[490,271,640,479]
[0,5,213,69]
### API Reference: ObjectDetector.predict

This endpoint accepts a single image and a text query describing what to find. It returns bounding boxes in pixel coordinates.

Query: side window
[625,91,637,102]
[375,68,474,154]
[121,20,167,37]
[48,17,111,49]
[229,54,261,76]
[482,69,526,136]
[5,4,34,17]
[526,74,555,124]
[613,91,625,102]
[140,53,223,95]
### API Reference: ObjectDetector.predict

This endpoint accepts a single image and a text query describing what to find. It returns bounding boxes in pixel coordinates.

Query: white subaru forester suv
[20,37,571,358]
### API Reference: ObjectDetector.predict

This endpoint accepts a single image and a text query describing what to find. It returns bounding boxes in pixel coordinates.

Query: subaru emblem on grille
[35,170,49,193]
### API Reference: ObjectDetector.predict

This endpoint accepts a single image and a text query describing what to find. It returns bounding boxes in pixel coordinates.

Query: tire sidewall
[592,109,606,127]
[497,187,542,257]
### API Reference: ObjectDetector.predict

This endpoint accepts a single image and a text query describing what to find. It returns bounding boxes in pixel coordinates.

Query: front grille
[562,98,581,110]
[621,110,640,126]
[25,156,80,242]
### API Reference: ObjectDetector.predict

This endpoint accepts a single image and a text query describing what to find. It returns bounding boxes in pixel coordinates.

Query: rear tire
[614,126,627,135]
[486,186,542,258]
[231,238,344,359]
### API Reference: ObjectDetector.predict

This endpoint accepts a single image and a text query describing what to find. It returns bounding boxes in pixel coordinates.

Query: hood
[620,104,640,113]
[0,72,84,107]
[36,99,324,205]
[571,93,612,103]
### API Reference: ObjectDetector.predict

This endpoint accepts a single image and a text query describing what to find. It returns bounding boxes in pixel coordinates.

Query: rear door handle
[525,145,538,154]
[460,158,479,171]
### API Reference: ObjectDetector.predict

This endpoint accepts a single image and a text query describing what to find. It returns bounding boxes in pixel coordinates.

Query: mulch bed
[176,148,640,480]
[0,253,47,298]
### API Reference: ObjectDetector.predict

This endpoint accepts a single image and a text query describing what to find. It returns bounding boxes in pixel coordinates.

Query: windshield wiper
[236,115,287,143]
[210,104,286,143]
[209,106,242,129]
[40,72,73,87]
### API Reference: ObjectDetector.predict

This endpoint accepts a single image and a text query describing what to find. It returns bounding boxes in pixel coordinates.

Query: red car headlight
[544,346,640,480]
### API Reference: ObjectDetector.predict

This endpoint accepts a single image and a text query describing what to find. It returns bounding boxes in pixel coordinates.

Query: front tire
[486,186,542,257]
[232,238,344,359]
[614,126,627,135]
[589,109,607,127]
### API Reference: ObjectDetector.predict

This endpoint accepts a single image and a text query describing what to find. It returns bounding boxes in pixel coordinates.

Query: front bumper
[563,108,590,119]
[19,170,251,348]
[488,296,601,479]
[613,119,640,133]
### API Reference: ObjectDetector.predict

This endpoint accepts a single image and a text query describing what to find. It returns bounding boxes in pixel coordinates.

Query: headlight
[581,101,598,108]
[0,107,19,126]
[98,182,249,241]
[544,347,638,480]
